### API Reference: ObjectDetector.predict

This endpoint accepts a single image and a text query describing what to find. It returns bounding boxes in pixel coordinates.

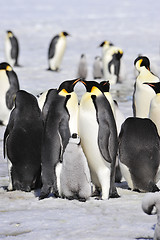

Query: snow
[0,0,160,239]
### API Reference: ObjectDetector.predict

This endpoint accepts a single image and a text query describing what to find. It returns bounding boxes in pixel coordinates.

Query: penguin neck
[137,68,156,83]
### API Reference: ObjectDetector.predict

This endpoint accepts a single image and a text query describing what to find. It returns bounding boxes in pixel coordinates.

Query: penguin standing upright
[119,117,160,192]
[77,54,88,80]
[133,56,160,118]
[78,80,119,200]
[3,90,43,192]
[48,31,70,71]
[5,30,20,67]
[144,82,160,136]
[39,79,79,199]
[99,41,123,84]
[59,133,92,202]
[0,62,20,125]
[93,56,103,79]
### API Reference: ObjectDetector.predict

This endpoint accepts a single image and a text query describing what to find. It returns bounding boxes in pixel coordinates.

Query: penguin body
[48,31,70,71]
[5,31,19,67]
[0,62,20,125]
[133,56,160,118]
[79,80,119,200]
[144,82,160,136]
[93,56,103,79]
[77,54,88,80]
[103,46,123,85]
[39,79,79,199]
[119,117,160,192]
[3,90,43,192]
[142,192,160,240]
[59,133,91,201]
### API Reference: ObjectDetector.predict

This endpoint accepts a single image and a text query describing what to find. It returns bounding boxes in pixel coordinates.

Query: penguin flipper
[6,71,20,109]
[48,35,59,59]
[91,95,112,163]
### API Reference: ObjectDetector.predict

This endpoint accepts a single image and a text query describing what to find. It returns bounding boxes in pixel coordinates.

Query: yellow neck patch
[91,86,101,96]
[6,65,12,71]
[59,89,68,96]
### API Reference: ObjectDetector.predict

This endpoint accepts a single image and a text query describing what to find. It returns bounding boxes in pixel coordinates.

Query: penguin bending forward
[3,90,43,192]
[78,80,119,200]
[0,62,20,125]
[59,133,92,202]
[5,30,20,67]
[48,31,70,71]
[39,79,79,199]
[119,117,160,192]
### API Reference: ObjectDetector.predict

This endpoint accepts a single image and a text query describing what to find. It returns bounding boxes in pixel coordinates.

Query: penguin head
[143,82,160,94]
[58,78,80,96]
[15,90,39,110]
[99,41,114,48]
[60,31,70,37]
[6,30,13,38]
[80,80,103,95]
[0,62,13,71]
[70,133,81,145]
[134,56,150,72]
[99,81,110,92]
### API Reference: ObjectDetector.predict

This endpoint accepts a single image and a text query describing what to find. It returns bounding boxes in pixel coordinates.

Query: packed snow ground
[0,0,160,239]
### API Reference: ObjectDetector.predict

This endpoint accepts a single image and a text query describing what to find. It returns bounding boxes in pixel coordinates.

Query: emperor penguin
[59,133,92,202]
[144,82,160,136]
[118,117,160,192]
[142,192,160,240]
[39,79,80,199]
[77,54,88,80]
[48,31,70,71]
[93,56,103,79]
[78,80,119,200]
[5,30,20,67]
[3,90,43,192]
[133,56,160,118]
[0,62,20,125]
[99,41,123,84]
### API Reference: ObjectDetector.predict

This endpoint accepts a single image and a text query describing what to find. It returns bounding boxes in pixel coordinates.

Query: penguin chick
[0,62,20,125]
[93,56,103,79]
[59,133,92,202]
[144,82,160,136]
[133,56,160,118]
[142,192,160,240]
[5,30,20,67]
[77,54,88,80]
[48,31,70,71]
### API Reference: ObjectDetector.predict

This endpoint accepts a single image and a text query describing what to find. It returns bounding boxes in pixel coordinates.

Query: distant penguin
[77,54,88,80]
[0,62,20,125]
[5,30,20,67]
[3,90,43,192]
[133,56,160,118]
[119,117,160,192]
[59,133,91,202]
[78,80,119,200]
[39,79,80,199]
[93,56,103,79]
[99,41,123,84]
[144,82,160,136]
[48,31,70,71]
[142,192,160,240]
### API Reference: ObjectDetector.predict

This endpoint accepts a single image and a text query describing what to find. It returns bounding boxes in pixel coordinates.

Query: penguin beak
[72,78,81,86]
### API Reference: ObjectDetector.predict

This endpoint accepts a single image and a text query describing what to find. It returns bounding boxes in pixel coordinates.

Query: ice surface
[0,0,160,239]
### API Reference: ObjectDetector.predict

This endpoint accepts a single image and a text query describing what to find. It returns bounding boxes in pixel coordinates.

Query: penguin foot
[78,198,87,202]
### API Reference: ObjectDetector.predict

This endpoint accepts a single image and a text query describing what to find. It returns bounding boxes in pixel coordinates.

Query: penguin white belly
[119,161,134,190]
[149,96,160,136]
[0,71,10,125]
[103,55,117,85]
[5,39,15,67]
[49,38,66,70]
[79,96,111,199]
[135,82,156,118]
[55,162,62,195]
